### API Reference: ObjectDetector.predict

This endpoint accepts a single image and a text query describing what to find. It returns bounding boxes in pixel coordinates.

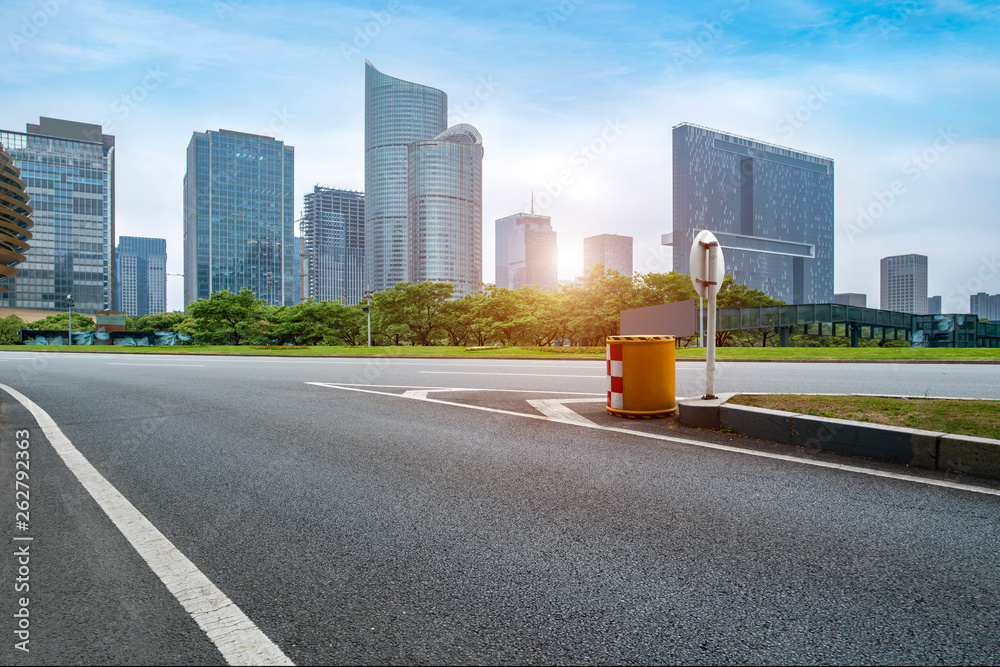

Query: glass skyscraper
[671,123,834,304]
[301,186,365,305]
[0,117,115,312]
[116,236,166,317]
[365,60,447,292]
[183,129,295,307]
[495,212,557,290]
[584,234,633,277]
[407,124,483,297]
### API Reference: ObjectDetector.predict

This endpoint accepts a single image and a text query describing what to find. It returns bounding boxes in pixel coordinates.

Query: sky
[2,0,999,313]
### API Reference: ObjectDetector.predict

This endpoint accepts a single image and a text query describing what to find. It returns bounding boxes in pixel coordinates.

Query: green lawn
[729,394,1000,440]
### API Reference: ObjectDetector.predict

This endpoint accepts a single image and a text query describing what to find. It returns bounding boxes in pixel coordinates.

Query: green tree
[25,312,96,332]
[184,289,267,345]
[268,298,366,346]
[0,315,26,344]
[134,311,188,332]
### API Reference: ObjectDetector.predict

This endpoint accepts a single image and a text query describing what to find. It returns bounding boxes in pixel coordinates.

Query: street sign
[689,230,725,299]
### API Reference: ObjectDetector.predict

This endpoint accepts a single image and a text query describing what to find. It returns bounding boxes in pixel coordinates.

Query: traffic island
[677,394,1000,481]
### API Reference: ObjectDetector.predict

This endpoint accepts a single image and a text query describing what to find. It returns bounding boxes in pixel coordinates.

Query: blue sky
[3,0,999,312]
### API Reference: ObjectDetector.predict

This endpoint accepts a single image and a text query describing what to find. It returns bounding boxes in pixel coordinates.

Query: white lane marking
[419,371,605,378]
[0,383,294,666]
[527,398,604,426]
[108,363,205,367]
[330,384,604,396]
[307,383,1000,498]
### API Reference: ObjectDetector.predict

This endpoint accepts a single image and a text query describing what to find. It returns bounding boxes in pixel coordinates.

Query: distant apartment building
[834,293,867,308]
[301,187,365,304]
[880,254,928,314]
[495,212,558,290]
[116,236,166,317]
[971,292,1000,321]
[584,234,632,277]
[183,128,294,307]
[0,141,33,293]
[928,295,942,315]
[0,117,115,312]
[671,123,833,304]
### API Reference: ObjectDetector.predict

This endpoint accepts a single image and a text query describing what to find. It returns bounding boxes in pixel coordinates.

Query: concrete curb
[677,395,1000,481]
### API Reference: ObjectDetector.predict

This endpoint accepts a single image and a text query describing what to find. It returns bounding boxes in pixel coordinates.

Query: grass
[729,394,1000,440]
[1,344,1000,362]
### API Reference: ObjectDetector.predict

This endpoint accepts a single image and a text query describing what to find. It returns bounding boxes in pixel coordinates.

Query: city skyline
[2,0,998,312]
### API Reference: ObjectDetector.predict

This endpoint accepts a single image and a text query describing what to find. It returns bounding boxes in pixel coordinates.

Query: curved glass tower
[0,142,33,294]
[407,124,483,297]
[365,61,447,293]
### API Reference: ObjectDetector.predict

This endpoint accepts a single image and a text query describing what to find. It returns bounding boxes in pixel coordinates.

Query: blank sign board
[620,300,698,337]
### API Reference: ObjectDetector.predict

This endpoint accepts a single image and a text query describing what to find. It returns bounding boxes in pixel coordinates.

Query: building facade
[116,236,166,317]
[584,234,633,277]
[971,292,1000,321]
[0,142,33,293]
[880,254,928,314]
[183,129,295,307]
[0,117,115,312]
[671,123,834,304]
[365,60,447,293]
[928,295,942,315]
[407,124,483,297]
[301,187,365,304]
[495,212,558,290]
[834,293,867,308]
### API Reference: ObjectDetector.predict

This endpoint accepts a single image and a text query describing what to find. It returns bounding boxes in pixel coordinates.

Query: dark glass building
[671,123,834,304]
[116,236,166,317]
[495,212,557,290]
[301,187,365,304]
[407,124,483,297]
[0,117,115,312]
[365,60,447,292]
[183,129,295,307]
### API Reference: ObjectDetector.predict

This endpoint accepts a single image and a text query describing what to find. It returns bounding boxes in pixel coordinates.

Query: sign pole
[705,243,718,399]
[689,231,724,400]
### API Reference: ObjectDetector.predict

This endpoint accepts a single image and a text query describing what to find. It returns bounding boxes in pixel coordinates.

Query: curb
[678,395,1000,481]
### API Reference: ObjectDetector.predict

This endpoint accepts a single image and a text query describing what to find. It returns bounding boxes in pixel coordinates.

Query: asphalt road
[1,352,999,665]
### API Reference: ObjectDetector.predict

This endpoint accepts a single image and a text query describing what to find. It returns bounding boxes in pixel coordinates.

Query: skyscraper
[0,142,33,293]
[671,123,834,304]
[0,117,115,312]
[495,211,558,290]
[301,187,365,304]
[970,293,1000,320]
[834,293,867,308]
[880,254,928,314]
[408,124,483,296]
[116,236,166,317]
[183,129,295,307]
[584,234,633,277]
[365,60,447,292]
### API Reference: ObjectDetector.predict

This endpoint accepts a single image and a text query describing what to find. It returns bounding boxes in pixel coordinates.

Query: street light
[65,295,74,346]
[363,289,373,347]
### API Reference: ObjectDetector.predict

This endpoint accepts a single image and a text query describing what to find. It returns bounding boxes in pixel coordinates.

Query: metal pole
[67,295,73,346]
[699,296,704,347]
[705,247,717,399]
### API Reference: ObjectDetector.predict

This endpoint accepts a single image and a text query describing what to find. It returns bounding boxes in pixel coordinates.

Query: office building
[0,142,33,292]
[301,187,365,304]
[183,129,295,307]
[365,60,447,292]
[408,124,483,296]
[495,211,558,290]
[0,117,115,312]
[116,236,166,317]
[880,254,928,314]
[928,295,942,315]
[834,293,867,308]
[971,293,1000,321]
[584,234,633,277]
[670,123,834,304]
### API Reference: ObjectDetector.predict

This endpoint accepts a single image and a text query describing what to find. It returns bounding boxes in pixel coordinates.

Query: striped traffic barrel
[606,335,677,418]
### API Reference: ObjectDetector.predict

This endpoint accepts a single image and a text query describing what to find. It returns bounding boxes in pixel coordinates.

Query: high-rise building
[0,142,33,293]
[0,117,115,312]
[928,295,942,315]
[495,211,558,290]
[971,293,1000,321]
[116,236,166,317]
[183,129,294,307]
[834,293,867,308]
[301,187,365,304]
[365,60,447,293]
[584,234,633,277]
[671,123,834,304]
[880,254,928,314]
[408,124,483,296]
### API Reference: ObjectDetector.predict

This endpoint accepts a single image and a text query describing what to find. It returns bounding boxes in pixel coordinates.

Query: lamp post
[364,289,373,347]
[65,295,74,346]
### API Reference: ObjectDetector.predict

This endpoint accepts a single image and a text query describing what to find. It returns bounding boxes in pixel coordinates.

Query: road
[1,352,999,665]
